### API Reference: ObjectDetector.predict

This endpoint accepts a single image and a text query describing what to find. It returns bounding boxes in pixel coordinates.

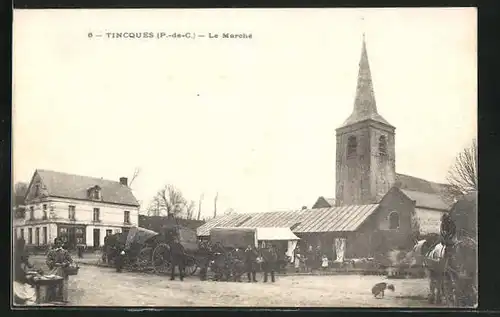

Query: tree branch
[444,139,478,203]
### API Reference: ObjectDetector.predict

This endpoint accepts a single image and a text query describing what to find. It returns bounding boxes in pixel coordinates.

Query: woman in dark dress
[46,237,74,302]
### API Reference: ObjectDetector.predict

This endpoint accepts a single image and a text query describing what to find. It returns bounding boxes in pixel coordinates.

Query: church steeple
[340,34,393,128]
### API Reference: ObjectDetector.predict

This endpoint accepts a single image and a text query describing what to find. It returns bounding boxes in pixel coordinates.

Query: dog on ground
[371,282,395,298]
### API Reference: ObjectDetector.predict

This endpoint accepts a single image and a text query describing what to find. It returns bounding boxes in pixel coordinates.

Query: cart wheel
[137,247,153,271]
[152,243,171,275]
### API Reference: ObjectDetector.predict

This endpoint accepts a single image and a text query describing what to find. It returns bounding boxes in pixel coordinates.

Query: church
[197,35,450,259]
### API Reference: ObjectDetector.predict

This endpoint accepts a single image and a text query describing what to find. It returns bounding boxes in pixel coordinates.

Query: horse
[410,236,477,306]
[210,251,230,281]
[103,233,126,265]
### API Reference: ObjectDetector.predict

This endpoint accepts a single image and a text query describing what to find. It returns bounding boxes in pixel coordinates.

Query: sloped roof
[312,196,336,209]
[401,189,450,210]
[293,204,380,233]
[238,210,304,228]
[196,213,253,237]
[338,36,393,129]
[396,173,449,195]
[33,169,140,206]
[326,198,336,206]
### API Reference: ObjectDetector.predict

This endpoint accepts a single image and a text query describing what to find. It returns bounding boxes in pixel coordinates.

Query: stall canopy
[254,227,300,263]
[209,227,300,251]
[124,226,159,250]
[255,227,299,241]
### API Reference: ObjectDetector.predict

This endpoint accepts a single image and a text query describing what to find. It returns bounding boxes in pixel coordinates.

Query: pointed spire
[340,33,393,128]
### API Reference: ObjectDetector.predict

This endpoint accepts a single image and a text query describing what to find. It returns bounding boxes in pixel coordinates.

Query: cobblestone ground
[29,259,435,307]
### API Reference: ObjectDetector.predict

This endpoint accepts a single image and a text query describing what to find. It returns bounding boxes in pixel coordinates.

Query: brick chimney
[119,177,128,186]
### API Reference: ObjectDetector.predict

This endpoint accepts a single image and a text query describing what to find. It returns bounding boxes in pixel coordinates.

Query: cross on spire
[361,16,366,41]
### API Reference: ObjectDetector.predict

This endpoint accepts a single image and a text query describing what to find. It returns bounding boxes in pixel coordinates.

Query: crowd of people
[197,241,283,283]
[293,245,332,273]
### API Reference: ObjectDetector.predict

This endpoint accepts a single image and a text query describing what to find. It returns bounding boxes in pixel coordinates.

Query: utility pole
[197,193,204,221]
[213,192,218,218]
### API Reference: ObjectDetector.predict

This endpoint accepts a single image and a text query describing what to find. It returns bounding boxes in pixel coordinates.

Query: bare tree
[13,182,29,207]
[197,193,204,221]
[148,184,188,217]
[185,200,196,219]
[129,167,141,188]
[214,192,219,218]
[443,139,478,203]
[147,198,162,216]
[13,182,29,218]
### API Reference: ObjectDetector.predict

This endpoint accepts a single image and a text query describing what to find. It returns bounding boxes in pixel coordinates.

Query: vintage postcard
[12,8,477,308]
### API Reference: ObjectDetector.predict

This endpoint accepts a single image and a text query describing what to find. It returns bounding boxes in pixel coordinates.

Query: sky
[12,8,477,218]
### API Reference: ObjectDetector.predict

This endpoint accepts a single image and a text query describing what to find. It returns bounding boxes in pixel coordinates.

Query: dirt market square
[27,258,433,307]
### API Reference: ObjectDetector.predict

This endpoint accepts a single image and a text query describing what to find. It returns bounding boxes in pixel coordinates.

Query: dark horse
[103,233,126,265]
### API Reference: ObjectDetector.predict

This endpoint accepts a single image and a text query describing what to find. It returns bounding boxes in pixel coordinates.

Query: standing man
[440,213,457,246]
[198,240,211,281]
[244,244,258,282]
[115,249,125,273]
[262,244,278,283]
[314,245,322,272]
[440,213,458,280]
[169,237,186,281]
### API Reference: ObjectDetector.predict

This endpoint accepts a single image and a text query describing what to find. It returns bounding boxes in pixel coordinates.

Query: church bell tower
[335,34,396,206]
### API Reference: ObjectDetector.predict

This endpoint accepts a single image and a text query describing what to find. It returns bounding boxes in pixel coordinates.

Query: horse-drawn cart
[103,227,161,272]
[104,225,202,276]
[151,224,201,276]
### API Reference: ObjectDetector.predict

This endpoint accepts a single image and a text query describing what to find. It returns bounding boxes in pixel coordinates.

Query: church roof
[312,196,336,209]
[401,189,450,210]
[396,173,451,210]
[395,173,449,195]
[27,169,140,207]
[338,35,393,129]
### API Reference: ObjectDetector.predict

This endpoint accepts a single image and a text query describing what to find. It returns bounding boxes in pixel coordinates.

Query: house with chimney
[197,34,451,260]
[14,169,140,249]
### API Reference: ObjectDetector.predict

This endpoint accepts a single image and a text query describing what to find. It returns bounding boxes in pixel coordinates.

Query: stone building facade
[14,169,140,249]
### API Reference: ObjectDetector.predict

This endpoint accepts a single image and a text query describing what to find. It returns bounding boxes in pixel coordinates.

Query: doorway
[68,227,76,249]
[93,229,100,248]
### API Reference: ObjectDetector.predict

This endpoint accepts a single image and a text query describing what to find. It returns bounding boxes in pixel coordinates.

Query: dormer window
[347,136,357,158]
[88,186,102,200]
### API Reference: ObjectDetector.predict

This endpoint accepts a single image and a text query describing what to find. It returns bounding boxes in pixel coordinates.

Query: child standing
[294,252,301,273]
[321,254,329,271]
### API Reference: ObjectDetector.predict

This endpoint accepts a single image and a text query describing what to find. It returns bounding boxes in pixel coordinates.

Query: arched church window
[379,135,387,157]
[389,211,400,230]
[347,136,357,158]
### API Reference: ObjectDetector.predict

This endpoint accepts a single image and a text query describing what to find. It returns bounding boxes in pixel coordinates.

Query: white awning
[255,227,300,241]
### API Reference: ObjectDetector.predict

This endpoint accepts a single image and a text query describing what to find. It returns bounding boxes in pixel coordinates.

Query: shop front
[57,224,86,250]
